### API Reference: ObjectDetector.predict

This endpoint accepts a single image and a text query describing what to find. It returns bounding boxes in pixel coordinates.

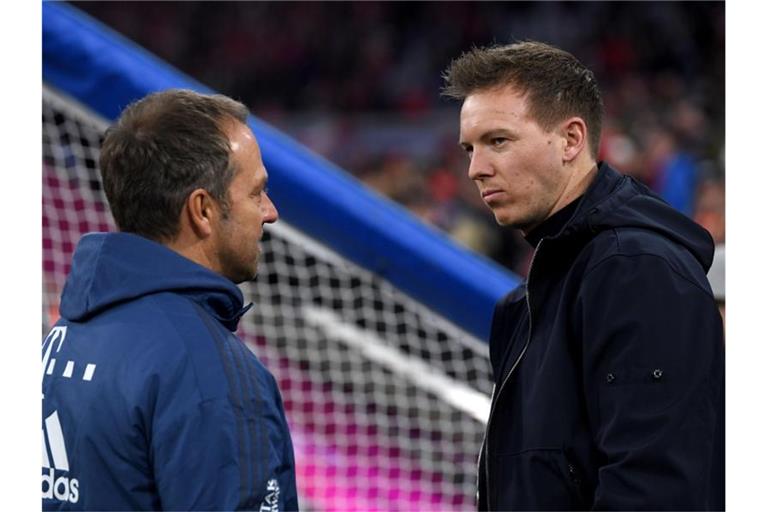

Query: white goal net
[42,86,493,511]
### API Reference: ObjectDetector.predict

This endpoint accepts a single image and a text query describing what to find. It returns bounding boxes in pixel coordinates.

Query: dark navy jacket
[42,232,298,511]
[478,164,724,511]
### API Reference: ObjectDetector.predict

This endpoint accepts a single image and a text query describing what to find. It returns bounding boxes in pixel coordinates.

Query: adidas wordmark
[42,410,79,504]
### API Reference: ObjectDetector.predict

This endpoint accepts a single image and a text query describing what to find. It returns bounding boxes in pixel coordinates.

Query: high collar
[537,162,715,272]
[524,196,583,248]
[60,232,250,331]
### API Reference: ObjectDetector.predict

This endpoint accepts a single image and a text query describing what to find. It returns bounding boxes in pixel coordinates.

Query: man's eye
[491,138,507,147]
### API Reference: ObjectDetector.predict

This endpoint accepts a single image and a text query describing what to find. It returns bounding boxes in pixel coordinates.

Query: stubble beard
[219,238,262,284]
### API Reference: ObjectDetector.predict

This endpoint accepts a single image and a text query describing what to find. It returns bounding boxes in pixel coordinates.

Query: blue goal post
[42,1,521,341]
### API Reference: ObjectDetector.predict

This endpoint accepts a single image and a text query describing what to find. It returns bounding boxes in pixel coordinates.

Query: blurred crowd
[74,1,725,278]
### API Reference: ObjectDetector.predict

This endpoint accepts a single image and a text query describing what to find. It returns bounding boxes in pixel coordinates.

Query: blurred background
[41,3,726,510]
[72,0,725,278]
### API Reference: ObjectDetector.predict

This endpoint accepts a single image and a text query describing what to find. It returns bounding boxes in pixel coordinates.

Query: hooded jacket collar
[545,162,714,272]
[59,232,251,331]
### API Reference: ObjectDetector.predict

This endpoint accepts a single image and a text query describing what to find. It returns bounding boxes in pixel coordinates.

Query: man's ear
[182,188,216,239]
[560,117,588,163]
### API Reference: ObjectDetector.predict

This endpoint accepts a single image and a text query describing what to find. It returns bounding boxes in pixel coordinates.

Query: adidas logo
[42,410,79,504]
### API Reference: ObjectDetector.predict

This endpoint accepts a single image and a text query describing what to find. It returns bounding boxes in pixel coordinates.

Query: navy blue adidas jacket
[42,232,298,511]
[478,164,724,510]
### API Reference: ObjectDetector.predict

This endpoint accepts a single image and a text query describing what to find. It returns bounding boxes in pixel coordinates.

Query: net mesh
[42,86,494,511]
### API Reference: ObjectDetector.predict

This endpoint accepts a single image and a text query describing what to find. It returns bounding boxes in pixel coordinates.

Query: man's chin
[225,262,260,284]
[492,210,516,227]
[493,211,537,233]
[244,263,260,283]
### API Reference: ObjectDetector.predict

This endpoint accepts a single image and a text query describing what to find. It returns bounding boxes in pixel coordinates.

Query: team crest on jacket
[259,479,280,512]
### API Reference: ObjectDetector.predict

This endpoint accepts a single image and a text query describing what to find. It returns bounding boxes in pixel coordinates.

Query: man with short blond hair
[443,42,724,511]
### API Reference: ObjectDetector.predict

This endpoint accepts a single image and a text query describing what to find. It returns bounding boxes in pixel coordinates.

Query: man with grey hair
[42,89,298,511]
[443,42,724,511]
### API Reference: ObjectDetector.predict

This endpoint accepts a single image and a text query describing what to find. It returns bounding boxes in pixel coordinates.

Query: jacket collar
[551,162,626,242]
[60,232,251,331]
[540,161,714,271]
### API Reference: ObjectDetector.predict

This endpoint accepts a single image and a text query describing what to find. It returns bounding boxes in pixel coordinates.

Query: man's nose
[468,150,493,180]
[263,194,279,223]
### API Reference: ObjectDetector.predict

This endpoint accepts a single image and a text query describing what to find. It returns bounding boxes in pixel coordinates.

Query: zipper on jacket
[480,239,543,509]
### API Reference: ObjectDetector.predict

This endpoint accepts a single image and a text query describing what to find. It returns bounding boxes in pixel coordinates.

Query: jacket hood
[59,232,250,330]
[561,163,714,272]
